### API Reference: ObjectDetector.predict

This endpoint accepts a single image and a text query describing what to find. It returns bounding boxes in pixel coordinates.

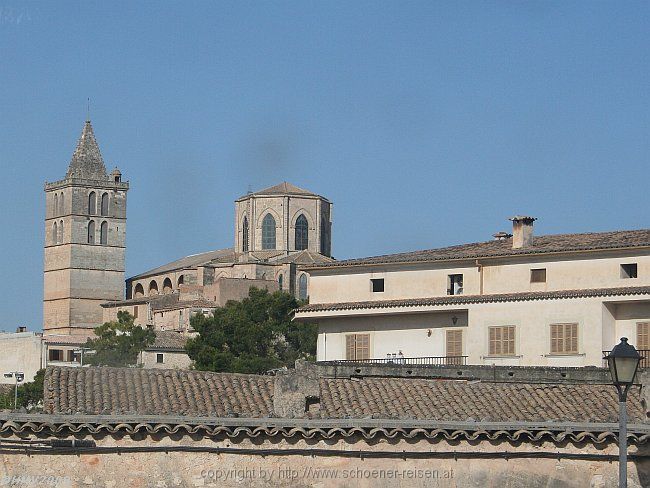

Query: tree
[0,369,44,411]
[84,311,155,367]
[186,288,317,374]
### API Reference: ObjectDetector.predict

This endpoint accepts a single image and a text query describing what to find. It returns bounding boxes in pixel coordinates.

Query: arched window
[178,275,184,286]
[101,193,109,216]
[59,220,64,244]
[298,274,308,300]
[295,214,309,250]
[262,214,276,250]
[242,216,249,252]
[52,222,58,244]
[163,278,173,294]
[278,274,283,291]
[53,194,58,217]
[100,221,108,245]
[149,280,159,295]
[88,192,96,215]
[59,193,64,215]
[87,221,95,244]
[134,283,144,298]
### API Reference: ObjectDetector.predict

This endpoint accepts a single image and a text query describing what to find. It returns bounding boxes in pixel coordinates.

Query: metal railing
[602,349,650,369]
[327,356,468,366]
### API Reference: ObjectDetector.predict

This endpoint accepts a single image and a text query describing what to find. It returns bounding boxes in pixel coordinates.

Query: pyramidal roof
[66,120,108,180]
[244,182,321,198]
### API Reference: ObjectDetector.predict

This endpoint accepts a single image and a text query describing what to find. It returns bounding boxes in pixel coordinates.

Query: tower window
[59,192,64,215]
[242,216,249,252]
[370,278,384,293]
[101,193,109,216]
[100,221,108,245]
[88,192,96,215]
[54,194,59,217]
[295,214,309,251]
[87,221,95,244]
[262,214,276,250]
[59,220,64,244]
[52,222,58,244]
[621,263,638,279]
[298,274,308,300]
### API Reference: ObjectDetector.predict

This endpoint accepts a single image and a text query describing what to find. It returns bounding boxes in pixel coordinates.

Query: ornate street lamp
[604,338,643,488]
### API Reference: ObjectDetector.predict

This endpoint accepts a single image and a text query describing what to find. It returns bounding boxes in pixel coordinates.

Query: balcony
[324,356,468,366]
[602,349,650,369]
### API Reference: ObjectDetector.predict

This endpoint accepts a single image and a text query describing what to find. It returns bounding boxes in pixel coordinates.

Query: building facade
[43,120,128,337]
[295,217,650,367]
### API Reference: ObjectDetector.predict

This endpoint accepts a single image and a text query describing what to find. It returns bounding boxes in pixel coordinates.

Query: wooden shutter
[446,330,462,356]
[550,323,578,354]
[346,335,355,360]
[505,326,515,355]
[489,326,515,356]
[346,334,370,360]
[637,322,650,350]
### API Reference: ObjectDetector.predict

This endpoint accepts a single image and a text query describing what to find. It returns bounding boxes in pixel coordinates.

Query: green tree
[186,288,317,374]
[0,369,45,411]
[84,311,155,367]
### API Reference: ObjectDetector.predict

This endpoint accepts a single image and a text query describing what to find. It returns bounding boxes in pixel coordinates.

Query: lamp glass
[608,356,638,386]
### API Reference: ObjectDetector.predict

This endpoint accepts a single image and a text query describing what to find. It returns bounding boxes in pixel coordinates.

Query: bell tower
[43,120,129,336]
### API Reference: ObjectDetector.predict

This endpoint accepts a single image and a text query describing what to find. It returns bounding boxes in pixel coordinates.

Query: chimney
[509,216,536,249]
[16,326,27,333]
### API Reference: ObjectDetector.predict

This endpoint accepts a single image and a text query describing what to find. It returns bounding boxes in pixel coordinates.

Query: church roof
[66,120,108,180]
[237,182,326,200]
[273,250,335,265]
[129,248,236,280]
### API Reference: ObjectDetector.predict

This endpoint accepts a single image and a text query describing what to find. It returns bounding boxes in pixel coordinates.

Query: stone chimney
[509,216,536,249]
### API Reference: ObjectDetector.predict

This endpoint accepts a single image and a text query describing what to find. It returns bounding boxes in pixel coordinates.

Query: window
[59,220,64,244]
[262,214,276,250]
[295,214,309,250]
[100,221,108,245]
[177,275,184,286]
[447,274,463,295]
[149,280,159,295]
[371,278,384,293]
[52,222,58,244]
[48,349,63,361]
[134,283,144,298]
[621,263,638,279]
[637,322,650,350]
[88,192,96,214]
[59,193,64,214]
[54,194,58,216]
[163,278,173,294]
[530,268,546,283]
[87,221,95,244]
[299,274,308,300]
[488,326,515,356]
[345,334,370,360]
[278,274,283,291]
[101,193,109,216]
[446,330,463,363]
[156,353,164,364]
[133,306,139,319]
[242,216,249,252]
[550,323,578,354]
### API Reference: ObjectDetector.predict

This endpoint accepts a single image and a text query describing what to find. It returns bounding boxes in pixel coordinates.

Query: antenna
[86,98,90,121]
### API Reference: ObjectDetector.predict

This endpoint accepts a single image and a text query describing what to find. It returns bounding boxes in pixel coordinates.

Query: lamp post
[3,371,25,410]
[604,337,643,488]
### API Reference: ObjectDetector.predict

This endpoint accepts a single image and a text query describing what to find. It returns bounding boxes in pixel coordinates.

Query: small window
[100,221,108,245]
[88,192,96,215]
[446,330,463,363]
[101,193,109,216]
[371,278,384,293]
[87,221,95,244]
[345,334,370,360]
[48,349,63,361]
[530,268,546,283]
[242,216,249,252]
[621,263,638,279]
[278,274,283,291]
[156,353,164,364]
[550,323,578,354]
[52,222,58,244]
[488,326,515,356]
[298,274,308,300]
[447,274,463,295]
[637,322,650,350]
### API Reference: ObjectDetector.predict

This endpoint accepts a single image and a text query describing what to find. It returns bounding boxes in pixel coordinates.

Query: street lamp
[604,337,643,488]
[3,371,25,410]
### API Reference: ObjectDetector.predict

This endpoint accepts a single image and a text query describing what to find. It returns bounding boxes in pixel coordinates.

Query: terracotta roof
[147,331,188,351]
[296,286,650,314]
[311,229,650,268]
[129,248,235,280]
[43,366,645,424]
[151,297,217,312]
[44,335,92,346]
[274,250,335,265]
[66,120,108,180]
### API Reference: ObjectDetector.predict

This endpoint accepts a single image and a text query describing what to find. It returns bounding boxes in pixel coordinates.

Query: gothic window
[54,194,58,217]
[298,274,308,300]
[88,192,96,215]
[59,220,64,244]
[87,221,95,244]
[295,214,308,251]
[242,216,249,252]
[163,278,173,294]
[100,221,108,245]
[278,274,283,291]
[262,214,276,250]
[134,283,144,298]
[59,193,64,214]
[101,193,109,216]
[52,222,58,244]
[149,280,159,295]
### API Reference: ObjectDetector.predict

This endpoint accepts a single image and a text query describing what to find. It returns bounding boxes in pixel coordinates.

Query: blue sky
[0,1,648,330]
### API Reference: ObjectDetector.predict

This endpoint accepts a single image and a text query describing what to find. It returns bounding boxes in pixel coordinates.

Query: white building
[294,217,650,367]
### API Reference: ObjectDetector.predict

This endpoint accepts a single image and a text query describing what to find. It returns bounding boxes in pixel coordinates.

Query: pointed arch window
[242,216,249,252]
[59,220,64,244]
[87,221,95,244]
[298,274,308,300]
[101,193,109,216]
[59,193,64,215]
[88,192,96,215]
[52,222,58,244]
[295,214,309,251]
[100,221,108,245]
[54,194,59,217]
[262,214,276,250]
[278,274,283,291]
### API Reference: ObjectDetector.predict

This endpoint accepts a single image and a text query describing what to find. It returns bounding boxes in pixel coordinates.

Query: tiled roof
[65,120,108,180]
[147,331,188,351]
[44,367,274,417]
[43,366,645,424]
[296,286,650,314]
[237,182,324,200]
[274,250,335,265]
[151,298,217,312]
[311,229,650,268]
[129,248,235,280]
[43,334,92,346]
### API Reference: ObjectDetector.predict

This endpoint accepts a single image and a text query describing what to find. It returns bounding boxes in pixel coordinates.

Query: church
[42,120,334,362]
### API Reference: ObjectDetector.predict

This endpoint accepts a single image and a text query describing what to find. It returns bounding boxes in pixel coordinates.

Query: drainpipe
[475,259,484,295]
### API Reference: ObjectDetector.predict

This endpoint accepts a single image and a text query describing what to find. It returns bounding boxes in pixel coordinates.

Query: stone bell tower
[43,120,129,336]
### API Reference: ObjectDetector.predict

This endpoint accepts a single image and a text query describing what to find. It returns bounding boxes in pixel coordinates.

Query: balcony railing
[602,349,650,369]
[325,356,468,366]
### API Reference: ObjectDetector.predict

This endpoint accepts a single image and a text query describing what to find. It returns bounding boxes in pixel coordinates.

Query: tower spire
[65,120,108,180]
